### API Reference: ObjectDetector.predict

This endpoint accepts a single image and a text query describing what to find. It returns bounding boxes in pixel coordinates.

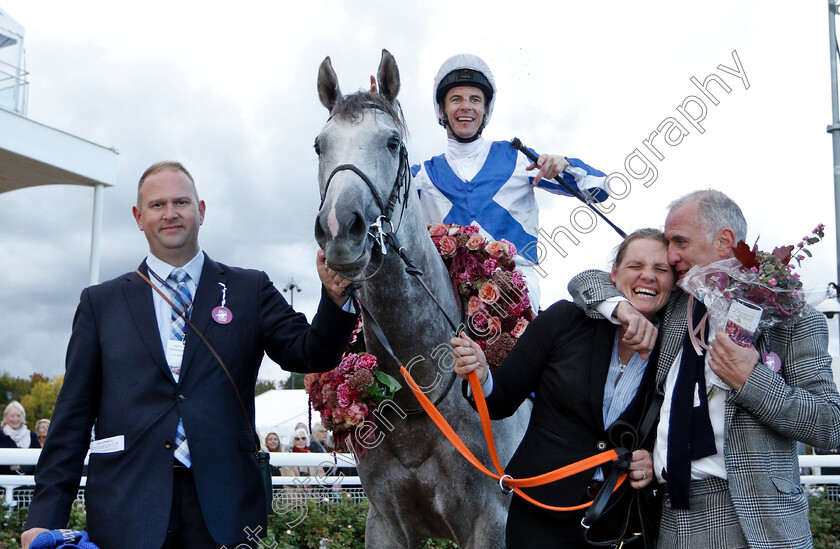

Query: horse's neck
[360,204,460,398]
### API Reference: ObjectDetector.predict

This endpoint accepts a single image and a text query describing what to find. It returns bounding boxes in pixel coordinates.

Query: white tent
[254,389,317,448]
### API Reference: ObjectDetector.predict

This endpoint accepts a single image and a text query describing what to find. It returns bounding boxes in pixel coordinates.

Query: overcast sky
[1,1,838,383]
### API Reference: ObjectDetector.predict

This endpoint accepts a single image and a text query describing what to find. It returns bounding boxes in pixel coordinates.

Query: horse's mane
[331,91,408,136]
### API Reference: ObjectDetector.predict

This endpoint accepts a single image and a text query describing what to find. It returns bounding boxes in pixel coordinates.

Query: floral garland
[429,222,536,371]
[306,221,536,439]
[305,320,400,445]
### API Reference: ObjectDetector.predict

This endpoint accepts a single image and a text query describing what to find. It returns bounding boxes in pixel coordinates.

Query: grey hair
[1,400,26,427]
[669,189,747,243]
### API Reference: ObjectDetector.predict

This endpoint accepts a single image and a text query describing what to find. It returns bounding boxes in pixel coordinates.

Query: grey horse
[314,50,531,548]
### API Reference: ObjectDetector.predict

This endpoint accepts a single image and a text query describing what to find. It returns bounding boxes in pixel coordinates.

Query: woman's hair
[1,401,26,428]
[292,427,309,445]
[264,432,280,450]
[613,228,669,268]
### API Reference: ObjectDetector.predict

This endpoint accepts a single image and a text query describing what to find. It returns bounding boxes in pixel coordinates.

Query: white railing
[0,449,836,508]
[0,449,363,507]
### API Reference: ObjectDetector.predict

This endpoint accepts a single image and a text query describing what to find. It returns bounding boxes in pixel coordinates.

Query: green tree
[282,373,307,390]
[256,379,278,396]
[21,375,63,429]
[0,372,44,404]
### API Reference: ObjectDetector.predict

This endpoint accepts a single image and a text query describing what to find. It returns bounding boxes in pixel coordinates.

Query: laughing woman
[452,228,675,549]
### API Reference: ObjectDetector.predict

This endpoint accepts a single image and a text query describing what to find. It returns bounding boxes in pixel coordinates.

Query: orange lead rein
[399,365,627,512]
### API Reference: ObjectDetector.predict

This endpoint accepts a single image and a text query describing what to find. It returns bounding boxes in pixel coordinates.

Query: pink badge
[762,351,781,373]
[212,306,232,324]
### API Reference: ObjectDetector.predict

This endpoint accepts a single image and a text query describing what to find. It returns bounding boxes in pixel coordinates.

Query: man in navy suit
[22,161,358,548]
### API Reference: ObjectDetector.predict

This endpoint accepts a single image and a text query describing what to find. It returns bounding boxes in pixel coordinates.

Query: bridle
[318,102,461,412]
[319,103,412,248]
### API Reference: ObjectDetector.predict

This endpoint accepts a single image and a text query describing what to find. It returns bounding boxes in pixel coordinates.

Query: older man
[569,189,840,549]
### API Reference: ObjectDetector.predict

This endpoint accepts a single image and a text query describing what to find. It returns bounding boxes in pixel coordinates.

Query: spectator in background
[34,420,50,448]
[313,422,332,452]
[292,422,324,453]
[2,401,40,475]
[280,427,324,509]
[264,432,282,477]
[264,432,282,453]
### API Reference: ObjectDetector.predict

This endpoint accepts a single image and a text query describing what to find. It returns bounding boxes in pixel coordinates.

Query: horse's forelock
[331,92,407,135]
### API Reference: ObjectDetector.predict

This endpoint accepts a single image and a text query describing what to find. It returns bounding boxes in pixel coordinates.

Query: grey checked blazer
[569,270,840,549]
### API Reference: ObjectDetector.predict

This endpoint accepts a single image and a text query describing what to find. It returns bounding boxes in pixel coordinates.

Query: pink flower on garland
[479,281,501,304]
[511,318,529,338]
[439,235,458,257]
[467,233,486,251]
[429,223,448,237]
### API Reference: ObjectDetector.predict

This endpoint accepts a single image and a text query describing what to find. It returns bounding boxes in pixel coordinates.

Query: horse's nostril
[349,212,367,242]
[314,214,327,242]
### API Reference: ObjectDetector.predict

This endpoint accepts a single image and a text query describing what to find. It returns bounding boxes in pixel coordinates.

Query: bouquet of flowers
[305,320,401,441]
[428,222,536,370]
[678,224,825,343]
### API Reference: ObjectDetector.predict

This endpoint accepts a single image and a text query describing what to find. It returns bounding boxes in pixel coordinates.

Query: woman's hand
[451,332,489,383]
[626,450,654,489]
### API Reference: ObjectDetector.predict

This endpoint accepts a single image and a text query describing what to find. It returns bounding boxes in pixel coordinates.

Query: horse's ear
[318,56,342,111]
[377,49,400,103]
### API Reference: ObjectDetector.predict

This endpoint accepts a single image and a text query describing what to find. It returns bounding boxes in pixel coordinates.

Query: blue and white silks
[412,137,608,310]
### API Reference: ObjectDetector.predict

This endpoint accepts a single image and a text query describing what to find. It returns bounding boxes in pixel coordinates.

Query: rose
[466,296,486,316]
[448,226,461,236]
[439,236,458,257]
[511,318,529,338]
[478,281,501,304]
[466,234,485,251]
[346,402,369,426]
[485,241,504,258]
[484,240,510,259]
[429,223,448,237]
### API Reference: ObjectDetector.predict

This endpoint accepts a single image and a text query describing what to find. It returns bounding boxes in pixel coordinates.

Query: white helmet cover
[433,53,497,127]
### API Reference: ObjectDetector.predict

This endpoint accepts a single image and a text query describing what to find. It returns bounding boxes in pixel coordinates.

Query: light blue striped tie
[169,268,192,344]
[168,268,192,467]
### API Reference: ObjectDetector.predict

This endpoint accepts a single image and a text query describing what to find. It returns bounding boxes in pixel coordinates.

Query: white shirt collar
[145,249,205,285]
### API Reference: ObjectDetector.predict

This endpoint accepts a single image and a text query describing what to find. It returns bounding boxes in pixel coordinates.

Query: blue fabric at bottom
[31,529,100,549]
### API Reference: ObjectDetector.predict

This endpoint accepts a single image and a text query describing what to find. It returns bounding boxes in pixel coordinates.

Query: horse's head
[314,49,408,278]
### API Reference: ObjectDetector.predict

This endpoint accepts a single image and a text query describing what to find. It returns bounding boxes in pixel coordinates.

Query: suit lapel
[656,292,690,390]
[179,254,225,382]
[125,262,175,384]
[589,321,617,431]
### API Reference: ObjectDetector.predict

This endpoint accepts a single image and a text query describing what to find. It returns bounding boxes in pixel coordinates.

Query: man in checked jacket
[568,189,840,549]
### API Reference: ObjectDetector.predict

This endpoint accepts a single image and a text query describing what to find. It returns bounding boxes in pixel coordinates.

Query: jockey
[412,53,609,311]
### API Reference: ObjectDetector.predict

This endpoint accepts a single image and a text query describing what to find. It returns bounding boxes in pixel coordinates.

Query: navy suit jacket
[25,254,357,548]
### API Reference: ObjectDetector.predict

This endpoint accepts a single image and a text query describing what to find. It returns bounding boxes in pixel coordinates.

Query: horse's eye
[314,139,321,156]
[387,136,400,152]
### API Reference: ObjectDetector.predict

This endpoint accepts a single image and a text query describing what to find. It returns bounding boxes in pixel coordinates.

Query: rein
[400,365,631,513]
